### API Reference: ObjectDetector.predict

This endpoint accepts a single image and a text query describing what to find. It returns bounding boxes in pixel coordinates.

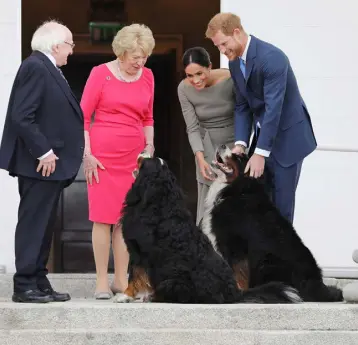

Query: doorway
[21,0,221,272]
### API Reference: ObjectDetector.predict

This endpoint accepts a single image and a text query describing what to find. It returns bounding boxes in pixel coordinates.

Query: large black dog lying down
[201,145,343,302]
[115,156,301,304]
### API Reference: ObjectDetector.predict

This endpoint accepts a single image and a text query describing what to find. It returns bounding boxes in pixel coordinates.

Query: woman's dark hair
[182,47,211,69]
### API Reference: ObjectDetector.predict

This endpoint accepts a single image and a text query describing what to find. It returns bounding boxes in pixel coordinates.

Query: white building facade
[0,0,357,277]
[221,0,358,277]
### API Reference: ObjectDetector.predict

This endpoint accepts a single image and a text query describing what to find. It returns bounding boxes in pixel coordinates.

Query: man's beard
[225,47,239,61]
[224,41,241,61]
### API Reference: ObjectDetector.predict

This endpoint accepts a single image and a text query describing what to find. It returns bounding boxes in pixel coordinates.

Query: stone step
[1,329,358,345]
[1,299,357,331]
[0,273,356,299]
[0,273,100,299]
[2,299,358,344]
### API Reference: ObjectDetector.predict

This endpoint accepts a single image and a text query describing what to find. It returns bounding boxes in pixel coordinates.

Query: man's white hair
[31,20,69,54]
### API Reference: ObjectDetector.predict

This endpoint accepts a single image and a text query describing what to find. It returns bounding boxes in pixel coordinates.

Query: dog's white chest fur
[201,179,226,251]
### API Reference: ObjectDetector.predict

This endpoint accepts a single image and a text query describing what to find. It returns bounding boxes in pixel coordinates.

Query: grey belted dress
[177,77,236,224]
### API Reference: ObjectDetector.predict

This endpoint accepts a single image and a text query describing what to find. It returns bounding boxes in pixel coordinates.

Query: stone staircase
[0,274,358,345]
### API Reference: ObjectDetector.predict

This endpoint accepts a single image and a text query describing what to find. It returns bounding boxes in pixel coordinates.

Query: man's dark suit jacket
[229,36,317,167]
[0,51,84,180]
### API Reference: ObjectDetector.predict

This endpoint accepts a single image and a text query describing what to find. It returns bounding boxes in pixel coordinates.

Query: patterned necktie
[239,58,246,80]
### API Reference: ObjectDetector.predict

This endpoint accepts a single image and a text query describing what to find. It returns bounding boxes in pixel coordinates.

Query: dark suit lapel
[236,63,247,92]
[245,36,257,84]
[32,51,83,121]
[231,58,248,99]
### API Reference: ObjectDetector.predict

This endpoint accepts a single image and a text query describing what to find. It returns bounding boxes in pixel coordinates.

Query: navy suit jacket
[229,36,317,167]
[0,51,84,180]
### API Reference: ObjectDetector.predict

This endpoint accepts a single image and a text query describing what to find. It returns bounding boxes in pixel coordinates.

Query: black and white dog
[116,156,301,304]
[201,145,343,302]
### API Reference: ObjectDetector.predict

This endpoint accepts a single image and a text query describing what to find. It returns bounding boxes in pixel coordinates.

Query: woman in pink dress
[80,24,155,299]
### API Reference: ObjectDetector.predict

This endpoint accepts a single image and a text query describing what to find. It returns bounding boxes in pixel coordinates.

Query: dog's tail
[323,284,343,302]
[300,280,343,302]
[237,282,302,304]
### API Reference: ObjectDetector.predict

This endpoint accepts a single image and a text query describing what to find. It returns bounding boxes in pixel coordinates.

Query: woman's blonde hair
[112,23,155,58]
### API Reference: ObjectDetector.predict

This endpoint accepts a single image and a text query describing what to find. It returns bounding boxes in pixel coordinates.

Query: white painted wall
[221,0,358,277]
[0,0,357,276]
[0,0,21,273]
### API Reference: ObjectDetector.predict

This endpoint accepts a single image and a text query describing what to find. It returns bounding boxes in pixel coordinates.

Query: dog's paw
[139,294,153,303]
[112,293,135,303]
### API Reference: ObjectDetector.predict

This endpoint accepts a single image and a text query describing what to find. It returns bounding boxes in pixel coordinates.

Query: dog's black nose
[220,144,226,149]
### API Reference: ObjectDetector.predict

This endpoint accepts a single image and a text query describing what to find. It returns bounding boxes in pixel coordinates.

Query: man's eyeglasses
[64,41,75,49]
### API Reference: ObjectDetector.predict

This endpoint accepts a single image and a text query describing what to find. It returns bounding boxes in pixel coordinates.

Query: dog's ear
[242,153,252,176]
[232,152,249,160]
[240,153,250,167]
[229,152,247,175]
[160,165,182,195]
[142,183,157,206]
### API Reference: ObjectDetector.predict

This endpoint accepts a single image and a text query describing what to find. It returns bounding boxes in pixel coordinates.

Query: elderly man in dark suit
[0,20,84,303]
[206,13,317,224]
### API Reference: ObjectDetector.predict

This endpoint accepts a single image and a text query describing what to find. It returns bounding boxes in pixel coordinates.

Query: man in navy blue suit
[206,12,317,224]
[0,20,84,302]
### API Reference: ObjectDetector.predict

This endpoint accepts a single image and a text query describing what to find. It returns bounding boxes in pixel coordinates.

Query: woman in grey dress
[178,47,236,224]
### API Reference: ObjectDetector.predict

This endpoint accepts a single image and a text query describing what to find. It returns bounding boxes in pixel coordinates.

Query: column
[0,0,22,273]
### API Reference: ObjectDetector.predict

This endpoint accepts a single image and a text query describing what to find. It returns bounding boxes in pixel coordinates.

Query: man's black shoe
[12,289,54,303]
[40,288,71,302]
